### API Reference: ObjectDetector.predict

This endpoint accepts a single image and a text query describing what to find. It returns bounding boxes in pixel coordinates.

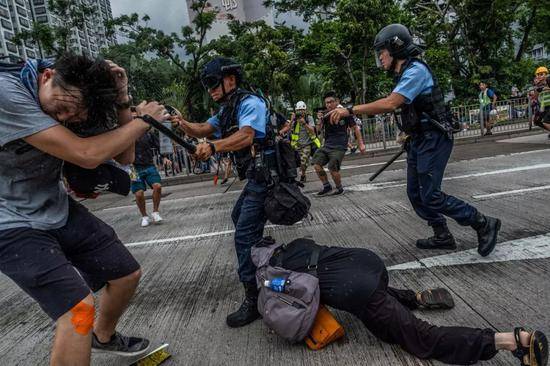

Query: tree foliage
[14,0,97,57]
[100,0,547,117]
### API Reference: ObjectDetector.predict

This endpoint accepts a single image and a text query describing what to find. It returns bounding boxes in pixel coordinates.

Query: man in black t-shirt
[312,91,365,196]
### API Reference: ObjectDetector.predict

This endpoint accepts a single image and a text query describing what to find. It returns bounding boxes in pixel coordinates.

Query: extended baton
[139,114,197,154]
[368,145,406,182]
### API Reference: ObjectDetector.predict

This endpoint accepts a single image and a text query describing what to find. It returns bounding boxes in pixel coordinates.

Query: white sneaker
[151,212,163,223]
[141,216,151,227]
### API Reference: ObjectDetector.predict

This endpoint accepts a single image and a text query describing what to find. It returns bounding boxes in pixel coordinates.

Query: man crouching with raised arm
[0,54,168,365]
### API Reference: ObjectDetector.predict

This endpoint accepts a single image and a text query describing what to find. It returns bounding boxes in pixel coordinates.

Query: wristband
[346,106,355,115]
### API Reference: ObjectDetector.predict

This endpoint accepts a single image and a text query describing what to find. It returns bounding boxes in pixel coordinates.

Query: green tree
[405,0,542,101]
[211,20,307,108]
[14,0,97,57]
[267,0,405,104]
[105,0,218,120]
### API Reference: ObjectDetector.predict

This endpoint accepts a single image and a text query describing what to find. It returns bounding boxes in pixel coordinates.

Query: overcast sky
[110,0,190,35]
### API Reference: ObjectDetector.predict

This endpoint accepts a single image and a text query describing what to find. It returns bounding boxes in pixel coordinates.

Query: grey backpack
[251,237,320,343]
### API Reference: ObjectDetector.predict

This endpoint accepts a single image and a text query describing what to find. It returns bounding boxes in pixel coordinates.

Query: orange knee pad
[70,301,95,336]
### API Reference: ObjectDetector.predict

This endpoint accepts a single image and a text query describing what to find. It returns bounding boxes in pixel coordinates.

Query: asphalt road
[1,133,549,366]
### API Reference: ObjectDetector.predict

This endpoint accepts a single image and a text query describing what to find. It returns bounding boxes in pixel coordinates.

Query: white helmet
[295,101,307,110]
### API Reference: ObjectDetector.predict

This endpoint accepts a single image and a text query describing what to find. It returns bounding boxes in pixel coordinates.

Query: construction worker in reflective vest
[290,101,321,182]
[533,66,550,136]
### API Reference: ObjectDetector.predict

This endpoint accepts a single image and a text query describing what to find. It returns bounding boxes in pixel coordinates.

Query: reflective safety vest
[290,119,321,149]
[539,88,550,112]
[479,90,491,107]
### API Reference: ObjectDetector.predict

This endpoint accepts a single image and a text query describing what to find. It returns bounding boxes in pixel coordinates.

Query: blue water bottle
[264,277,290,293]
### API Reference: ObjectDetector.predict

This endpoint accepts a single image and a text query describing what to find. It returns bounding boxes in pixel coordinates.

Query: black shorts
[0,198,140,320]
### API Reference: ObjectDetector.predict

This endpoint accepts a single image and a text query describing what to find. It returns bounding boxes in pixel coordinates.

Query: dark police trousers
[406,129,477,227]
[231,179,268,284]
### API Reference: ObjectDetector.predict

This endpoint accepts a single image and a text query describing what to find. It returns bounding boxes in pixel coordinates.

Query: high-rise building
[0,0,39,60]
[186,0,307,42]
[0,0,115,61]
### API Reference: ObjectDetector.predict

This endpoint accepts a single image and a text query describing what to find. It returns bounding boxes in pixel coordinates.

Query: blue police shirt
[207,95,267,139]
[393,61,434,104]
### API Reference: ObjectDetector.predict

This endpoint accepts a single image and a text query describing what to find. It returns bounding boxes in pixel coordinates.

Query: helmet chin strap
[218,82,238,104]
[387,56,399,77]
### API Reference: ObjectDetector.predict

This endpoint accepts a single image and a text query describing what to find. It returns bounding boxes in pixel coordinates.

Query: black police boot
[471,212,501,257]
[416,225,457,250]
[226,282,261,328]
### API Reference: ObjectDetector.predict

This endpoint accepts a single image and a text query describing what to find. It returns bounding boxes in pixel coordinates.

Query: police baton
[139,114,197,154]
[368,137,410,182]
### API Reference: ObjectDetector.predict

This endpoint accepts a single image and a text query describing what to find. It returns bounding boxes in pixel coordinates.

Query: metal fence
[151,97,535,178]
[357,96,532,152]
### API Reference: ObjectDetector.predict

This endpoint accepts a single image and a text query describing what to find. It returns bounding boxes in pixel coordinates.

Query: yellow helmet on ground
[535,66,549,75]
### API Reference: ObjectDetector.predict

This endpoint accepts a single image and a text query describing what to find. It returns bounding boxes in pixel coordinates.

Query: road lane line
[348,163,550,192]
[472,185,550,199]
[124,223,284,248]
[388,233,550,271]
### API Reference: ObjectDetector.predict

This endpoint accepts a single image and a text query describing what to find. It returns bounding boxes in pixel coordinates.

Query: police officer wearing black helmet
[327,24,501,257]
[172,57,271,327]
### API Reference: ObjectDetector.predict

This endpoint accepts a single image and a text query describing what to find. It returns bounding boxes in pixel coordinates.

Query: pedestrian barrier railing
[150,97,537,177]
[355,97,533,152]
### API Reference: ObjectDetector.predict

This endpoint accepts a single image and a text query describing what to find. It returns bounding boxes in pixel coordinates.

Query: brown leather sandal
[512,327,548,366]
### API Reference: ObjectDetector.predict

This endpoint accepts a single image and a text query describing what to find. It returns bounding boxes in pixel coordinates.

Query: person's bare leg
[51,294,94,366]
[134,190,147,217]
[495,330,531,351]
[224,160,232,180]
[93,269,141,342]
[314,164,329,184]
[330,170,342,188]
[152,184,162,213]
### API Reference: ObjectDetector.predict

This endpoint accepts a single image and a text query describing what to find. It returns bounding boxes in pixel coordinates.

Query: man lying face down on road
[0,54,168,365]
[265,237,547,366]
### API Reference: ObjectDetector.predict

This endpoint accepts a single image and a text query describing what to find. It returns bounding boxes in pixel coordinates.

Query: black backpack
[264,136,311,226]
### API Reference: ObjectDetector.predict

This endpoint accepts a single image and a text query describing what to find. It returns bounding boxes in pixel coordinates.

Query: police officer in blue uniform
[173,58,271,327]
[328,24,501,256]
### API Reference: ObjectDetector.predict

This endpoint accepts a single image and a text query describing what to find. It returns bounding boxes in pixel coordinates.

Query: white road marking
[339,159,406,171]
[473,185,550,200]
[99,147,550,212]
[388,233,550,271]
[124,223,285,248]
[348,163,550,192]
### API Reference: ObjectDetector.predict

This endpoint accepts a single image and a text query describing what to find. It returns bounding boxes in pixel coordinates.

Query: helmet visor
[201,75,222,90]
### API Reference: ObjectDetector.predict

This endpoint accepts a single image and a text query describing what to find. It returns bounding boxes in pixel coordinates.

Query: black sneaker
[328,187,344,196]
[300,175,306,183]
[220,178,228,185]
[317,185,332,196]
[92,332,150,357]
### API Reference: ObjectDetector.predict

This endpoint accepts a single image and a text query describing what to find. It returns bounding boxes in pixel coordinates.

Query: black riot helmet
[373,24,423,68]
[200,57,243,91]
